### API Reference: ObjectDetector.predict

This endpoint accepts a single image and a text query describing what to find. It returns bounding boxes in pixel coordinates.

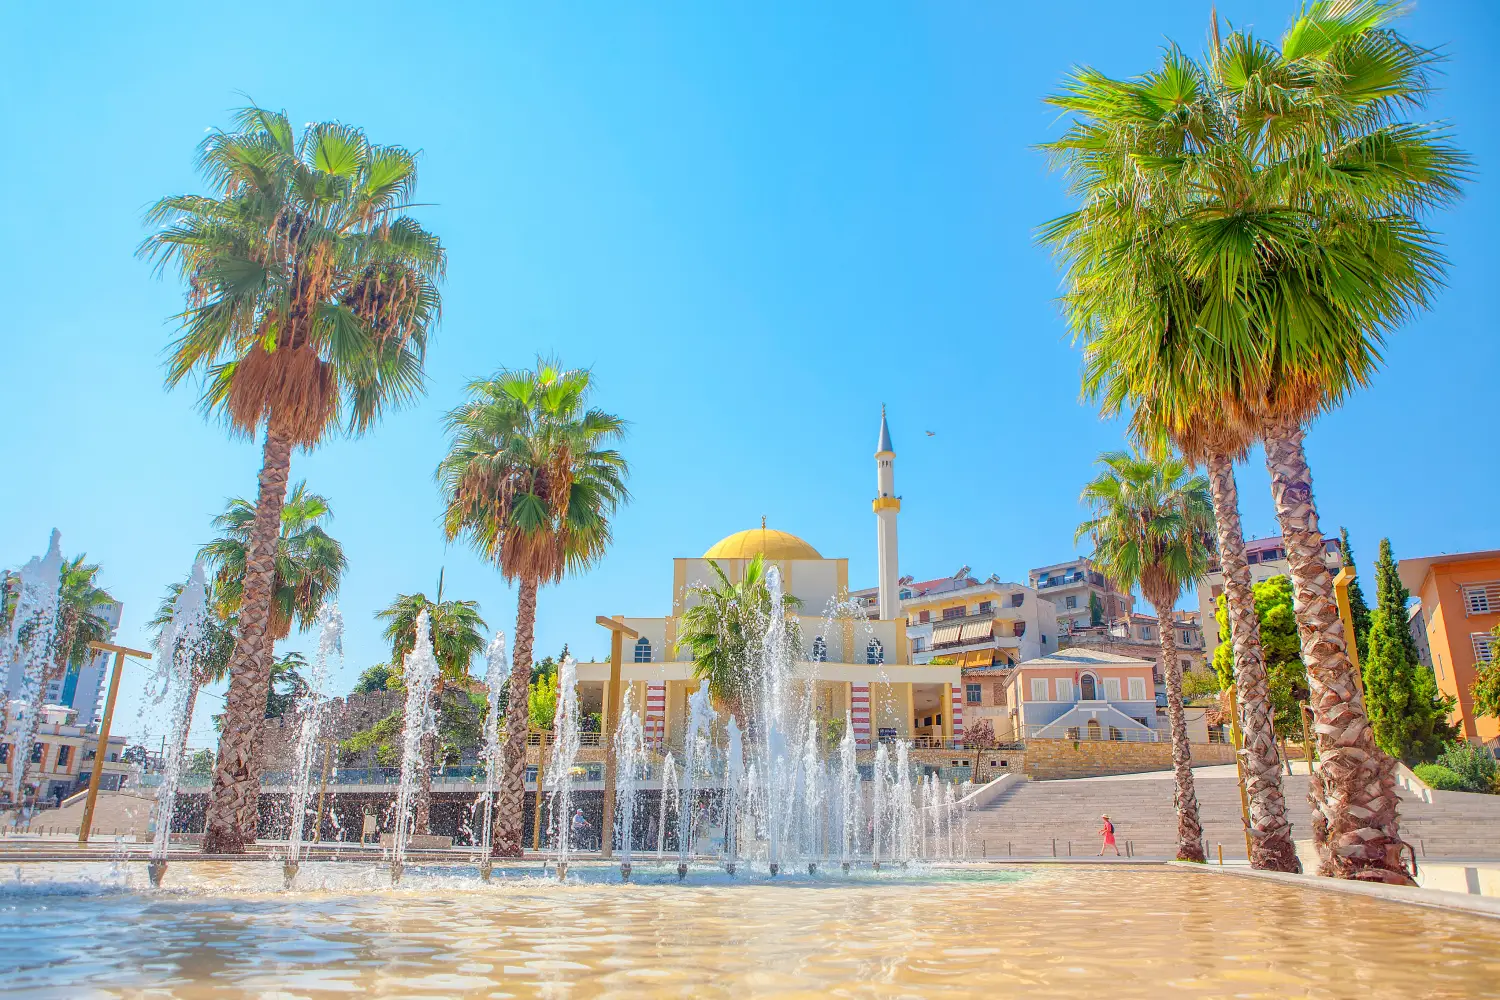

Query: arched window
[866,639,884,665]
[1079,674,1098,701]
[1087,719,1103,741]
[633,637,652,663]
[811,636,827,662]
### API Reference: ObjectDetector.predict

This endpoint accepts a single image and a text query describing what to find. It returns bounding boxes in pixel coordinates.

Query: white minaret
[873,405,900,620]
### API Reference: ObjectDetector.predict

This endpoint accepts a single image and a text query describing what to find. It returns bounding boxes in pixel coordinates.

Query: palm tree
[200,483,346,642]
[147,579,236,765]
[675,554,801,726]
[197,482,346,839]
[438,361,629,857]
[376,573,487,834]
[1040,3,1465,883]
[141,106,445,854]
[16,557,116,802]
[1076,451,1215,862]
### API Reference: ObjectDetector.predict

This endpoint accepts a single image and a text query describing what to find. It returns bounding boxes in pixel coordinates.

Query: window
[1109,726,1124,741]
[30,743,44,763]
[1104,678,1121,702]
[918,610,930,623]
[965,683,982,704]
[978,601,993,615]
[0,744,8,763]
[633,637,653,663]
[1010,593,1024,608]
[1140,626,1155,641]
[1066,726,1081,740]
[1436,653,1445,679]
[1087,720,1102,740]
[1247,551,1260,564]
[899,589,912,599]
[866,639,884,665]
[56,745,71,767]
[878,727,898,742]
[1474,633,1497,663]
[1463,583,1500,615]
[1056,678,1073,702]
[912,637,926,653]
[1181,630,1193,645]
[1065,596,1078,609]
[525,766,538,782]
[811,636,828,662]
[1079,674,1097,700]
[943,606,965,621]
[1013,620,1025,637]
[1128,677,1147,701]
[1031,678,1049,702]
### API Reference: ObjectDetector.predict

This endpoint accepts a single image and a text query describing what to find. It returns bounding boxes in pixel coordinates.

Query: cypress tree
[1339,527,1374,664]
[1362,538,1457,763]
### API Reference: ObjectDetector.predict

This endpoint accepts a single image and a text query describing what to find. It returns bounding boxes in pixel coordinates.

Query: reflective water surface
[3,861,1498,998]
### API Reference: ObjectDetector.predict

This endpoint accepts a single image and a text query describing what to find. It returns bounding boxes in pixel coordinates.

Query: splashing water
[724,716,744,870]
[4,530,64,807]
[656,752,678,859]
[478,632,507,858]
[285,603,342,867]
[838,710,859,865]
[613,683,646,865]
[148,562,212,863]
[391,611,439,876]
[545,655,582,874]
[677,681,717,865]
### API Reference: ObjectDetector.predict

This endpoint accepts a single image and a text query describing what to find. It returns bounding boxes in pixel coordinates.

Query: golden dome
[703,526,822,561]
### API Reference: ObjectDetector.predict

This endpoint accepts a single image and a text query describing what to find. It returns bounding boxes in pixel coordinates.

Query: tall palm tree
[376,573,487,834]
[439,361,629,857]
[16,557,116,801]
[200,483,346,642]
[1040,2,1466,883]
[147,579,236,765]
[141,106,445,854]
[675,554,801,726]
[1077,451,1215,862]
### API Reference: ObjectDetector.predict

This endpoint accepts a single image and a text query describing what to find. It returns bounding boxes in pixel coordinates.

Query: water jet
[147,860,167,888]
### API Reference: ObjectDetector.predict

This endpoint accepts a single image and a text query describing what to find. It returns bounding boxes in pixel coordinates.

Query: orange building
[1398,549,1500,747]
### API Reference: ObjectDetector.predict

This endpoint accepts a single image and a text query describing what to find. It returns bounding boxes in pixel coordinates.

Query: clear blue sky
[3,1,1495,752]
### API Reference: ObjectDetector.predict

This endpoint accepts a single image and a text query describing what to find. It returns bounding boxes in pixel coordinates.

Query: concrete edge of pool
[1173,860,1500,920]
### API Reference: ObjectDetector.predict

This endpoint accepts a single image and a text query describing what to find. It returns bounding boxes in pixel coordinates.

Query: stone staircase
[965,765,1500,861]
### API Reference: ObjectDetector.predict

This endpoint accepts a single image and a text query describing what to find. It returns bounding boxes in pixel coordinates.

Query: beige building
[1028,558,1135,633]
[1197,534,1344,662]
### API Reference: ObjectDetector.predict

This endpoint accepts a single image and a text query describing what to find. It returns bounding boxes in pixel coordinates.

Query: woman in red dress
[1098,814,1119,856]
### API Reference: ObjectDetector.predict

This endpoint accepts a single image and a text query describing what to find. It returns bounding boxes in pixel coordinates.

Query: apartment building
[1197,534,1343,662]
[1027,558,1134,633]
[0,704,133,804]
[1399,549,1500,747]
[1063,611,1207,682]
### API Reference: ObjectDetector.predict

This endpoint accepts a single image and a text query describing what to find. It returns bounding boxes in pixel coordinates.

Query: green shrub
[1413,763,1468,792]
[1435,741,1499,793]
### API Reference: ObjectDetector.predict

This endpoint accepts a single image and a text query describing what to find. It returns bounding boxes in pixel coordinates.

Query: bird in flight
[925,430,936,437]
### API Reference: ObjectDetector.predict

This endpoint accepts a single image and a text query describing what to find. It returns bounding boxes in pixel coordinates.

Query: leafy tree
[342,711,403,768]
[1043,1,1467,884]
[143,106,445,854]
[352,663,396,694]
[675,554,802,725]
[264,651,308,718]
[1472,624,1500,723]
[1412,763,1467,792]
[1362,539,1457,763]
[1214,577,1308,739]
[199,483,346,642]
[375,573,487,834]
[439,361,630,857]
[1181,670,1223,702]
[528,671,558,732]
[1077,449,1214,862]
[1339,528,1374,664]
[185,749,215,777]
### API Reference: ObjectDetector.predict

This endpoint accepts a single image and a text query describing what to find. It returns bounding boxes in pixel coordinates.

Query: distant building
[1398,549,1500,748]
[1197,534,1343,662]
[4,599,123,731]
[996,649,1164,743]
[0,704,133,804]
[1027,558,1134,633]
[1062,610,1207,707]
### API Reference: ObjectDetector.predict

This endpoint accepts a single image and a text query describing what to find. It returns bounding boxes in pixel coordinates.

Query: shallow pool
[3,861,1497,998]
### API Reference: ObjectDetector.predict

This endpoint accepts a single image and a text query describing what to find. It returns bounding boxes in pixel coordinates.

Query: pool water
[2,861,1497,998]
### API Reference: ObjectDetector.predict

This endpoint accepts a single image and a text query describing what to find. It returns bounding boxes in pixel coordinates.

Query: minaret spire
[873,406,900,620]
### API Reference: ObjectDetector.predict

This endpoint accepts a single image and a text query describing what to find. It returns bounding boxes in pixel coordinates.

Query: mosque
[573,409,966,747]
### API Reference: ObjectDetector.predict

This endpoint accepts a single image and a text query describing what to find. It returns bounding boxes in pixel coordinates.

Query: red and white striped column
[851,683,871,747]
[950,685,965,741]
[645,682,666,746]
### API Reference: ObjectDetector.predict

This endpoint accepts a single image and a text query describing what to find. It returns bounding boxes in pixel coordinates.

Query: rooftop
[702,526,822,561]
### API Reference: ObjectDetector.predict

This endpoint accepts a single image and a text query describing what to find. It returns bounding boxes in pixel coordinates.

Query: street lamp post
[78,641,153,845]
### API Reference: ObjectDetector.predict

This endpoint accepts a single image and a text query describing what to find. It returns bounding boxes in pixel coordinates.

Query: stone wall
[1023,737,1235,780]
[258,690,406,771]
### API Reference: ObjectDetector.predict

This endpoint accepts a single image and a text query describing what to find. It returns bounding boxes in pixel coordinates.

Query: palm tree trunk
[178,683,201,765]
[1205,451,1301,873]
[492,576,539,857]
[1261,416,1411,885]
[202,423,294,855]
[1149,590,1205,862]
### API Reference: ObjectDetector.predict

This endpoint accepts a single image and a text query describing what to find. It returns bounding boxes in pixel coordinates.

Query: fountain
[283,602,342,888]
[656,752,678,861]
[838,710,858,872]
[870,741,888,870]
[389,611,439,884]
[723,715,743,875]
[675,680,717,878]
[477,631,507,881]
[613,683,645,880]
[146,561,212,887]
[4,530,64,810]
[544,655,582,880]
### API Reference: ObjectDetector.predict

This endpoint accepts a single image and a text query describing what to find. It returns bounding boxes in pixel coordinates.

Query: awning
[932,624,963,646]
[964,649,995,668]
[959,620,994,643]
